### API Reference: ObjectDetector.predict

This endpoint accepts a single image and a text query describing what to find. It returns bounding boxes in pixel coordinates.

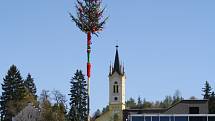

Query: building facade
[12,103,40,121]
[124,100,209,121]
[129,114,215,121]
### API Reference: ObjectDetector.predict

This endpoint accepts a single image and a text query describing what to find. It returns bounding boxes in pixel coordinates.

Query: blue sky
[0,0,215,114]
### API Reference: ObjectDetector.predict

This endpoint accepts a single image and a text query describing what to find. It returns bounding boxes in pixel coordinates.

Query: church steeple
[108,45,126,114]
[110,45,124,76]
[114,45,120,72]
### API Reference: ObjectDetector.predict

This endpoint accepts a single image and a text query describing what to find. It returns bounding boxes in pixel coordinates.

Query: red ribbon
[87,63,91,78]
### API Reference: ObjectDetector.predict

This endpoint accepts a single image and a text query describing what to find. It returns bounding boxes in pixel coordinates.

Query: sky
[0,0,215,114]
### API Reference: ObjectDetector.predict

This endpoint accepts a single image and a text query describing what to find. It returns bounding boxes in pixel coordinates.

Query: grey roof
[165,99,208,111]
[124,99,208,114]
[180,99,208,104]
[123,108,167,114]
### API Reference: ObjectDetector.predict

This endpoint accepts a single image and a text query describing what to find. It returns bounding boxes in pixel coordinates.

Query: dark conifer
[24,73,37,100]
[202,81,212,99]
[68,70,88,121]
[126,98,136,109]
[209,92,215,114]
[137,96,143,108]
[0,65,26,121]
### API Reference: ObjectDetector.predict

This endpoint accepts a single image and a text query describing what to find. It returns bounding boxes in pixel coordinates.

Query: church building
[95,45,126,121]
[95,46,211,121]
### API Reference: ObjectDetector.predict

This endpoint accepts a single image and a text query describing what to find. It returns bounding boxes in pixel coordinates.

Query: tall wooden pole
[87,32,91,120]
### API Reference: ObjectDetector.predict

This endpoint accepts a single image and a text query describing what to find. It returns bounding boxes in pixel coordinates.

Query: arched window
[113,81,119,93]
[116,85,119,93]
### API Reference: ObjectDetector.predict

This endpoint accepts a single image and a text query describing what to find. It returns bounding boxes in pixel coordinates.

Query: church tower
[109,45,126,118]
[95,46,126,121]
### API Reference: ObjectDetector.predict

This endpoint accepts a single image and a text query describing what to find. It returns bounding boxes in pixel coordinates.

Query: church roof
[123,108,166,114]
[109,45,125,76]
[114,46,120,73]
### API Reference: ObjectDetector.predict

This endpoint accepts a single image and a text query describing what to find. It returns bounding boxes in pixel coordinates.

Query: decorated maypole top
[70,0,108,34]
[70,0,108,79]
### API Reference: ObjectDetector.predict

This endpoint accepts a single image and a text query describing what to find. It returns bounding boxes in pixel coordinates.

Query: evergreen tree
[172,90,183,105]
[209,92,215,114]
[68,70,88,121]
[91,109,101,121]
[126,98,136,109]
[137,96,143,108]
[202,81,212,99]
[142,99,153,109]
[0,65,26,121]
[160,96,173,108]
[24,73,37,100]
[101,105,109,113]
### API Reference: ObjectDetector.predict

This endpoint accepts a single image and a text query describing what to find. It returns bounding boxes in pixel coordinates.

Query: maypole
[70,0,108,120]
[87,31,91,118]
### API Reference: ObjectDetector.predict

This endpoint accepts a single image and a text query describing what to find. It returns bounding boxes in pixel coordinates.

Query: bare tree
[51,89,67,106]
[40,90,50,102]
